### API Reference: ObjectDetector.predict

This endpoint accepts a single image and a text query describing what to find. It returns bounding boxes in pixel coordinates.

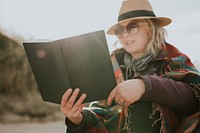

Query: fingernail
[68,88,72,91]
[75,88,80,91]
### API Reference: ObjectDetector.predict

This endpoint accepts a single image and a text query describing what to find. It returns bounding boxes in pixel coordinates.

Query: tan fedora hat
[107,0,171,35]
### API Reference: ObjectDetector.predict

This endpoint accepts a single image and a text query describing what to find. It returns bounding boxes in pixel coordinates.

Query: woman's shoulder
[164,42,187,58]
[164,42,198,72]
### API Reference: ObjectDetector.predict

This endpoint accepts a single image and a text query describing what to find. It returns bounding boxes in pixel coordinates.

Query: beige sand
[0,120,66,133]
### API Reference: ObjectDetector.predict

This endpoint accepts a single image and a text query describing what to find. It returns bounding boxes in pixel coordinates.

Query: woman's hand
[60,88,87,125]
[107,79,145,116]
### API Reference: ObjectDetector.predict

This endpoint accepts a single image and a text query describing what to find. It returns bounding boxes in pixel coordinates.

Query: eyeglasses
[114,21,148,39]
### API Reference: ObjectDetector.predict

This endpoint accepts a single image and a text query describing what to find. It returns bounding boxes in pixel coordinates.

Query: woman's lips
[126,40,135,45]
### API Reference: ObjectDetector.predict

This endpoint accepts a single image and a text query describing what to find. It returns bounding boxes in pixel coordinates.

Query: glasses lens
[126,22,137,34]
[114,25,124,38]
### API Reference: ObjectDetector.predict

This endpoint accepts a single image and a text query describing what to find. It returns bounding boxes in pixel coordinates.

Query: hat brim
[107,16,171,35]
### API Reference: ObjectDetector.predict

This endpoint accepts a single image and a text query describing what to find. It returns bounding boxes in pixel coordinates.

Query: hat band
[118,10,156,22]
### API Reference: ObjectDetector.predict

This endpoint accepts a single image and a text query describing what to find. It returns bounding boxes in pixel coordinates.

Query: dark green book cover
[23,30,117,104]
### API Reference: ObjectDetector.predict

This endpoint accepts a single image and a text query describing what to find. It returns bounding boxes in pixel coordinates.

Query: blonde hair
[146,19,166,57]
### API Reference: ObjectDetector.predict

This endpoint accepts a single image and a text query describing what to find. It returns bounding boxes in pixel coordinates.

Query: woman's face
[115,20,152,59]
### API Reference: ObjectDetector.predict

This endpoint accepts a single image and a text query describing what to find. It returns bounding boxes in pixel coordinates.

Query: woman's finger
[115,91,123,104]
[66,88,80,109]
[67,104,84,118]
[124,106,128,117]
[107,88,117,105]
[71,93,87,113]
[74,93,87,107]
[117,98,125,106]
[61,88,73,108]
[73,104,84,118]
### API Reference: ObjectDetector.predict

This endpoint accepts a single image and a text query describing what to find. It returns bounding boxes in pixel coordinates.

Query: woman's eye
[127,23,137,31]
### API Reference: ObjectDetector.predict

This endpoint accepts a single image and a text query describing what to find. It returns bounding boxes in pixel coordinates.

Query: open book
[23,30,117,104]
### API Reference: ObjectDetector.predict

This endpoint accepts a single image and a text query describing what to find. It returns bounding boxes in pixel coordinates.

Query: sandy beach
[0,120,66,133]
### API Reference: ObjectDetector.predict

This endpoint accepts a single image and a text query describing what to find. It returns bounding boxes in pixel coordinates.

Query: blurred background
[0,0,200,133]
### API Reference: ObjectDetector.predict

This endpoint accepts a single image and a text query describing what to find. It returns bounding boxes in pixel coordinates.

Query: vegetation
[0,32,62,123]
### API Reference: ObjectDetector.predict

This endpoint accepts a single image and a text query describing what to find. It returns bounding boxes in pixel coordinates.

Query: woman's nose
[121,30,131,39]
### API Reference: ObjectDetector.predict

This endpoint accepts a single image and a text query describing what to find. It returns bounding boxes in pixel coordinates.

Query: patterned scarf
[123,52,155,79]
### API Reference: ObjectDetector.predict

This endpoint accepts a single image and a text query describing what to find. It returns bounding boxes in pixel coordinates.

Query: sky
[0,0,200,65]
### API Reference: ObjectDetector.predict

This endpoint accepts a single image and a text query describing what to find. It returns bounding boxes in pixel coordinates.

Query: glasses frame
[114,21,148,39]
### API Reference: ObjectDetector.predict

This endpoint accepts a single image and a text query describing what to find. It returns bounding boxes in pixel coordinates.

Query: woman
[60,0,200,132]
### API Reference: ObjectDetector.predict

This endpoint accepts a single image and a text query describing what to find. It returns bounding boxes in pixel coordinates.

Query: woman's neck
[131,53,146,60]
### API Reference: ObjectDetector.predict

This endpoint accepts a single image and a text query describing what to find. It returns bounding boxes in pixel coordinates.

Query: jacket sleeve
[65,107,112,133]
[65,109,102,133]
[139,75,198,115]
